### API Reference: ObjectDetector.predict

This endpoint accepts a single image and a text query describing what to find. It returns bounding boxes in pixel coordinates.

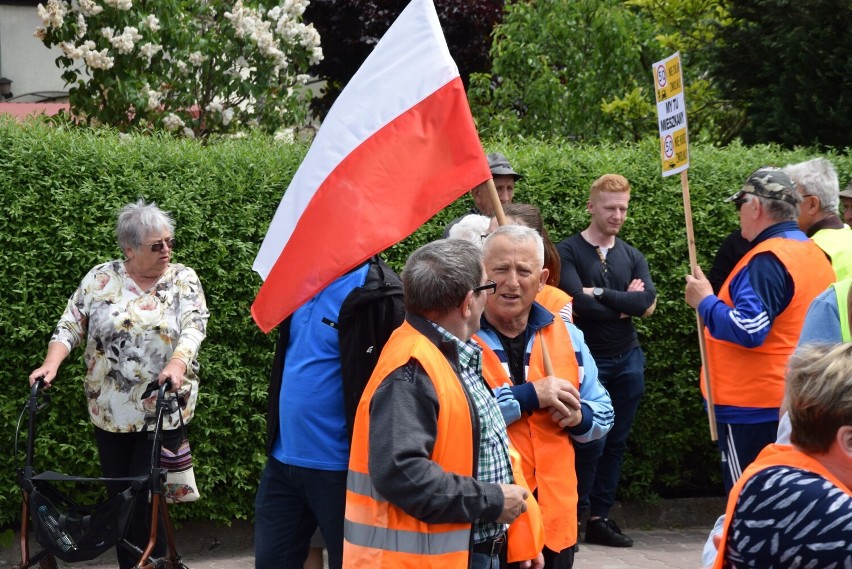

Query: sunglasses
[731,194,750,211]
[473,280,497,295]
[141,237,176,252]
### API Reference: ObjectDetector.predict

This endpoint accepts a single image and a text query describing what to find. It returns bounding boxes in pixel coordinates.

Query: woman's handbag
[158,386,201,504]
[160,436,200,503]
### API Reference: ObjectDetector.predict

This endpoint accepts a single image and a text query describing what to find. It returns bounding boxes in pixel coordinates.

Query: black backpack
[265,256,405,452]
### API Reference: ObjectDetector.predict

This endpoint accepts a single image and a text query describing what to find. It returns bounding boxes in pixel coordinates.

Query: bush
[2,117,849,527]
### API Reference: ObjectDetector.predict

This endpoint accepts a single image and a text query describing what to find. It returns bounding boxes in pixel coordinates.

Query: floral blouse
[50,260,209,432]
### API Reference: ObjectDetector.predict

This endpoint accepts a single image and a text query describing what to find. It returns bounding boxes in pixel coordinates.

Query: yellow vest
[812,226,852,281]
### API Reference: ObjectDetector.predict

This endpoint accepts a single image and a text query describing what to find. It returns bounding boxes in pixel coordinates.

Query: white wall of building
[0,4,67,98]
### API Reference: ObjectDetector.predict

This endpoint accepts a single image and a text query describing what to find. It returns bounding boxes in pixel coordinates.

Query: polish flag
[251,0,491,332]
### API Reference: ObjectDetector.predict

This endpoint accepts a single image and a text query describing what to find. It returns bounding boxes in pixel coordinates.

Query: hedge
[2,117,850,528]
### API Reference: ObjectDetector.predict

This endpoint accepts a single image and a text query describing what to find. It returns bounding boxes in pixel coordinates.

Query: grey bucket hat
[487,152,522,180]
[725,167,800,206]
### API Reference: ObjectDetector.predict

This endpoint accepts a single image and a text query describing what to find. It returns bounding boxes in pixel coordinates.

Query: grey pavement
[575,528,708,569]
[2,498,723,569]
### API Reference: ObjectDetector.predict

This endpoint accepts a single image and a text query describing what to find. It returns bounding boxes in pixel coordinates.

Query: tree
[711,0,852,148]
[304,0,504,119]
[34,0,323,139]
[627,0,745,145]
[468,0,661,142]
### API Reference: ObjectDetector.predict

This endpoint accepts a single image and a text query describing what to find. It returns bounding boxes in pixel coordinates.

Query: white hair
[447,214,491,248]
[784,157,839,214]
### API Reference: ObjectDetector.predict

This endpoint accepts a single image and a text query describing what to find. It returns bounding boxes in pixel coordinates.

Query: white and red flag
[251,0,491,332]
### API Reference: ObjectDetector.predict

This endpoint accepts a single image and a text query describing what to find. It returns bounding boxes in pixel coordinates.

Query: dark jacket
[265,256,405,453]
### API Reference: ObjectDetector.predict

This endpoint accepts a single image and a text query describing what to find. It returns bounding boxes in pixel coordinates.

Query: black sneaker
[584,517,634,548]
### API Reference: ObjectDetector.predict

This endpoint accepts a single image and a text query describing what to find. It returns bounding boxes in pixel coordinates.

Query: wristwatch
[593,287,604,301]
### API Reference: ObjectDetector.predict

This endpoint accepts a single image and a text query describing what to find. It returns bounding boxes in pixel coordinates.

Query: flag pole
[485,178,507,226]
[680,169,717,441]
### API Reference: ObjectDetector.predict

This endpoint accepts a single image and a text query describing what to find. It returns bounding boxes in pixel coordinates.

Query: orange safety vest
[702,237,834,408]
[536,285,572,321]
[344,321,543,568]
[476,320,580,553]
[712,443,852,569]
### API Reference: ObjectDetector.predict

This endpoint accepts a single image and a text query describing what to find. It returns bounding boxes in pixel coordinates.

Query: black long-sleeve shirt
[556,233,656,357]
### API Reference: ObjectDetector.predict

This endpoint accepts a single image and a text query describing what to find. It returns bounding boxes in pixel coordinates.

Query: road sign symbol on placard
[656,65,667,89]
[664,134,674,158]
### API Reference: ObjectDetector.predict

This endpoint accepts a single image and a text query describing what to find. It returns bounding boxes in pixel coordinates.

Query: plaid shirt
[431,323,512,544]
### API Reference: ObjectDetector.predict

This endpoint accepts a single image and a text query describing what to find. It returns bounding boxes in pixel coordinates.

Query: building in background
[0,1,67,102]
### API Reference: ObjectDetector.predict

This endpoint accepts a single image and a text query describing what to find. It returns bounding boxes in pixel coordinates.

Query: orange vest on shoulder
[476,320,580,553]
[702,237,834,408]
[536,284,573,322]
[344,321,543,568]
[712,444,852,569]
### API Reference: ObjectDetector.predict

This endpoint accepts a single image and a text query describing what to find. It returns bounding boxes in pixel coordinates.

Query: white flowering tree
[34,0,323,138]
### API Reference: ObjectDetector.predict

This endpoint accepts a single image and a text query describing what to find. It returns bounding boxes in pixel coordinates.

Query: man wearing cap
[784,157,852,280]
[684,167,835,494]
[443,152,521,237]
[840,182,852,225]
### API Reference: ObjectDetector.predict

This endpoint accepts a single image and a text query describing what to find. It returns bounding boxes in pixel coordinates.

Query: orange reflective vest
[476,320,580,553]
[712,444,852,569]
[344,321,543,568]
[702,237,834,408]
[536,285,573,322]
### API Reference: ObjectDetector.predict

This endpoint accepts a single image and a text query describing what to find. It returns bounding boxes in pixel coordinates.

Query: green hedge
[2,117,850,528]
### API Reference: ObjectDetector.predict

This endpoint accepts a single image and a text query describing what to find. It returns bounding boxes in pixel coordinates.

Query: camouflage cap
[725,167,800,206]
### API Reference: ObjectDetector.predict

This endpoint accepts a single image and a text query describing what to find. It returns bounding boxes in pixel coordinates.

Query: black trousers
[94,426,182,569]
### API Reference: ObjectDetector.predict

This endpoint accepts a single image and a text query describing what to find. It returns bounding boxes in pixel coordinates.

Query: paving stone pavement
[574,527,708,569]
[4,498,723,569]
[3,526,711,569]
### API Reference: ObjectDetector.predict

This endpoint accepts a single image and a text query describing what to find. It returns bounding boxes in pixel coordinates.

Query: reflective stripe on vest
[344,519,471,555]
[702,237,835,408]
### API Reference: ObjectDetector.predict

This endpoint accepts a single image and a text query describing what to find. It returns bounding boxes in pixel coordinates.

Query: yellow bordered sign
[653,52,689,177]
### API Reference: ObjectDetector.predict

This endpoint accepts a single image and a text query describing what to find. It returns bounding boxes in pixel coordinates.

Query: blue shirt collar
[751,221,806,246]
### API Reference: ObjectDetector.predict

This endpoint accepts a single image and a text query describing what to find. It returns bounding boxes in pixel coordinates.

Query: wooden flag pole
[680,170,718,441]
[540,334,555,377]
[485,178,507,227]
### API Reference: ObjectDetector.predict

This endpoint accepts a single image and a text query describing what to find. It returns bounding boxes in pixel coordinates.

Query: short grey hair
[784,157,839,214]
[755,194,799,222]
[403,239,483,316]
[116,199,175,251]
[786,343,852,454]
[482,225,544,269]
